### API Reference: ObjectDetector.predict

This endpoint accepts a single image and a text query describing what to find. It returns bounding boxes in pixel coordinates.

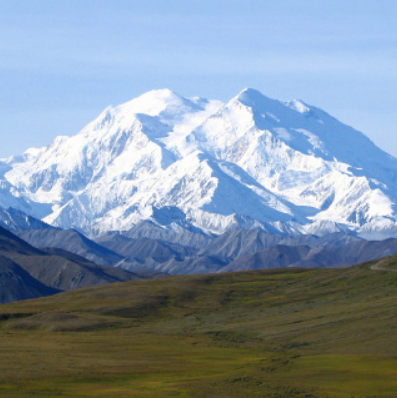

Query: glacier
[1,87,397,239]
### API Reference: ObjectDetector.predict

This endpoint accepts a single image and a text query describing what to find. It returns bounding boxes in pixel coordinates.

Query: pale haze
[0,0,396,157]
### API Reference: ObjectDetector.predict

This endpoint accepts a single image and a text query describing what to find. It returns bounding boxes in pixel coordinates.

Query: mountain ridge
[1,88,397,239]
[0,225,160,303]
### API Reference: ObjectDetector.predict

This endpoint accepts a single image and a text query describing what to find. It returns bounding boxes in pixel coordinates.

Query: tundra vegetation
[0,258,396,397]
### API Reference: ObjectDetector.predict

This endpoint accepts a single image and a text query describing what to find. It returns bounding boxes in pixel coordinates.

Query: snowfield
[2,88,397,239]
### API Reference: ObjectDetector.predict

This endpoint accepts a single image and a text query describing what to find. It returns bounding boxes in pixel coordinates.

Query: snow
[286,99,311,114]
[2,88,397,239]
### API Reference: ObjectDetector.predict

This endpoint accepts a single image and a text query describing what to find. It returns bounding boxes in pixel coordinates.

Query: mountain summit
[2,88,397,239]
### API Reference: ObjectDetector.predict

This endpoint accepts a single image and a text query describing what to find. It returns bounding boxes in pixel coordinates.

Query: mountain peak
[233,88,283,113]
[3,88,397,239]
[237,87,263,97]
[235,89,312,115]
[137,88,182,102]
[114,88,202,119]
[235,87,271,102]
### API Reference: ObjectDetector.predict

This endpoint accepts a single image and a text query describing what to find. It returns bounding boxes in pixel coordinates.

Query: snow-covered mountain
[2,88,397,239]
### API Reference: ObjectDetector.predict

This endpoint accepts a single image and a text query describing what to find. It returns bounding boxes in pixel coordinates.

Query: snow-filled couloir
[2,88,397,239]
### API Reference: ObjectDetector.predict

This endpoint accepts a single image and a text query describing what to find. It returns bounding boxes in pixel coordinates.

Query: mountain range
[2,205,397,303]
[2,88,397,396]
[1,88,397,239]
[2,88,397,303]
[0,225,159,303]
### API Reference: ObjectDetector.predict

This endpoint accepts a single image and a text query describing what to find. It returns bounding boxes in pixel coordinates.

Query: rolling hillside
[0,257,397,397]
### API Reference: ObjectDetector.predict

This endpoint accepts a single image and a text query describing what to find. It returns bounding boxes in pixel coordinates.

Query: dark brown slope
[0,225,42,254]
[203,229,361,262]
[3,252,145,291]
[123,220,212,249]
[96,234,196,262]
[221,245,311,272]
[220,238,397,272]
[154,255,226,274]
[17,228,124,266]
[0,255,59,304]
[0,226,150,298]
[292,238,397,268]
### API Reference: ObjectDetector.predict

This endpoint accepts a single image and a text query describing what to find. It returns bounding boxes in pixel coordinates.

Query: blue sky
[0,0,396,157]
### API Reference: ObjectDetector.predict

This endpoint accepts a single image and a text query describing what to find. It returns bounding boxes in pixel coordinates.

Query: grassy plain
[0,260,397,397]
